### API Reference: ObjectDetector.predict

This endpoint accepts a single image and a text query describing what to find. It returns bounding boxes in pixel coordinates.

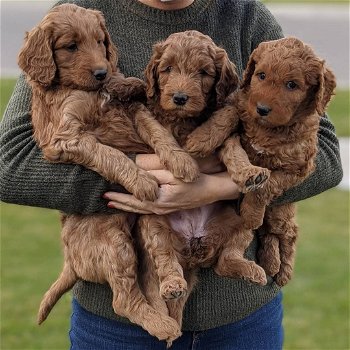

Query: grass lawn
[1,205,71,349]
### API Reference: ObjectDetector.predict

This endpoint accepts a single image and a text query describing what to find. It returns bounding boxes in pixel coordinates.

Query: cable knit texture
[0,0,343,330]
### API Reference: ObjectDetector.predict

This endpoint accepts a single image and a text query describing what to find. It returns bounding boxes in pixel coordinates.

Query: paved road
[0,1,348,189]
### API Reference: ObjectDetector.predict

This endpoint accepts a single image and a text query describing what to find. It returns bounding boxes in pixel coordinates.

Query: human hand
[195,153,225,174]
[104,170,239,215]
[135,153,224,174]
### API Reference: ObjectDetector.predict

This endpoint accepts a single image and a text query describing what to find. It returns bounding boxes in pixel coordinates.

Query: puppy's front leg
[133,103,199,182]
[240,170,300,229]
[220,135,270,193]
[185,104,239,157]
[44,112,158,201]
[103,71,146,102]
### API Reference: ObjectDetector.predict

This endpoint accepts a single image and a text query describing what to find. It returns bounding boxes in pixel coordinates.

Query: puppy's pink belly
[167,203,218,240]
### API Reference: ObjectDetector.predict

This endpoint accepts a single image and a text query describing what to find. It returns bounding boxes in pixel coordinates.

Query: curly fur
[136,31,268,336]
[17,4,203,343]
[185,37,337,286]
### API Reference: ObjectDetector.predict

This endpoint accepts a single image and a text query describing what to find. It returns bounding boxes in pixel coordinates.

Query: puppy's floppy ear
[240,42,266,91]
[315,64,336,115]
[18,26,56,87]
[91,9,118,71]
[144,42,164,100]
[214,47,239,106]
[304,50,337,116]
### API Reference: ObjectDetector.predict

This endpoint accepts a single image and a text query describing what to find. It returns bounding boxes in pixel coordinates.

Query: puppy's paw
[160,277,187,300]
[133,171,159,201]
[244,167,270,192]
[243,263,268,286]
[274,264,293,287]
[166,152,200,183]
[215,259,267,286]
[231,166,270,193]
[104,75,146,102]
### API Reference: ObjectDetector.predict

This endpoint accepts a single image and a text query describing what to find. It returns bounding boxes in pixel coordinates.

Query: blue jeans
[69,293,283,350]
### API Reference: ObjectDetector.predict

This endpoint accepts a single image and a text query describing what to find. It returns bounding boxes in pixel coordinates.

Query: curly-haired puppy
[186,37,336,286]
[136,30,268,331]
[17,4,202,343]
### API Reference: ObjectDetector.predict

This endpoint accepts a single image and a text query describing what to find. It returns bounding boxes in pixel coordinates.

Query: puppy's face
[18,4,118,90]
[247,55,309,127]
[156,40,217,117]
[145,31,239,118]
[242,37,336,128]
[52,18,112,90]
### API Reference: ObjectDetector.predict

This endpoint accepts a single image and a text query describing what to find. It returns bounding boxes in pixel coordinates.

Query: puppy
[136,30,268,334]
[18,4,200,343]
[186,37,337,286]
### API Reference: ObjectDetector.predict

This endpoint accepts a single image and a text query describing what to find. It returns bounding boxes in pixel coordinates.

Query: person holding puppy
[0,0,342,349]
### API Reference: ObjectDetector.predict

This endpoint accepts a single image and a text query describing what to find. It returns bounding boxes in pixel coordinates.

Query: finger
[104,192,154,212]
[147,169,176,184]
[104,192,136,202]
[107,201,153,214]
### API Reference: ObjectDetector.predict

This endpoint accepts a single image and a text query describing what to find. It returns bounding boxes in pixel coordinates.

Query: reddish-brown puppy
[136,30,268,332]
[186,37,336,286]
[18,4,202,343]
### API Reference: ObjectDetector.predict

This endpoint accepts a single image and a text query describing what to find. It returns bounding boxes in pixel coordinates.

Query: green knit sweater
[0,0,343,331]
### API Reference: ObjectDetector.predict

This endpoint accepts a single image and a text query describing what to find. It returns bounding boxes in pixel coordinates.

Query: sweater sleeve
[0,74,126,214]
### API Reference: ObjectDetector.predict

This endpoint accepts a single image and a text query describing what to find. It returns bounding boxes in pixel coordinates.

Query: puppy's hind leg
[37,261,77,324]
[105,223,181,343]
[139,215,188,301]
[214,210,267,285]
[263,204,298,287]
[166,270,197,330]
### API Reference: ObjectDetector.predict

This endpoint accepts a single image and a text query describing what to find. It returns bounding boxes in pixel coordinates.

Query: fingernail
[107,202,114,208]
[103,193,110,199]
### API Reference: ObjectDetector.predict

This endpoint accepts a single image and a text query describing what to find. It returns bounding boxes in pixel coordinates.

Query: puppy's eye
[257,72,266,80]
[163,66,172,73]
[199,69,208,75]
[66,43,78,52]
[160,66,172,74]
[286,81,298,90]
[97,39,103,45]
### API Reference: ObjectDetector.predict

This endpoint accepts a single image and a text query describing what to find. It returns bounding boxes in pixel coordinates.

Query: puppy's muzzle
[93,69,108,81]
[173,92,189,106]
[256,103,271,117]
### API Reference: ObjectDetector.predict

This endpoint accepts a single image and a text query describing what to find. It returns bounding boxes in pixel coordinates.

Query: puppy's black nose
[93,69,107,81]
[173,92,188,106]
[257,104,271,117]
